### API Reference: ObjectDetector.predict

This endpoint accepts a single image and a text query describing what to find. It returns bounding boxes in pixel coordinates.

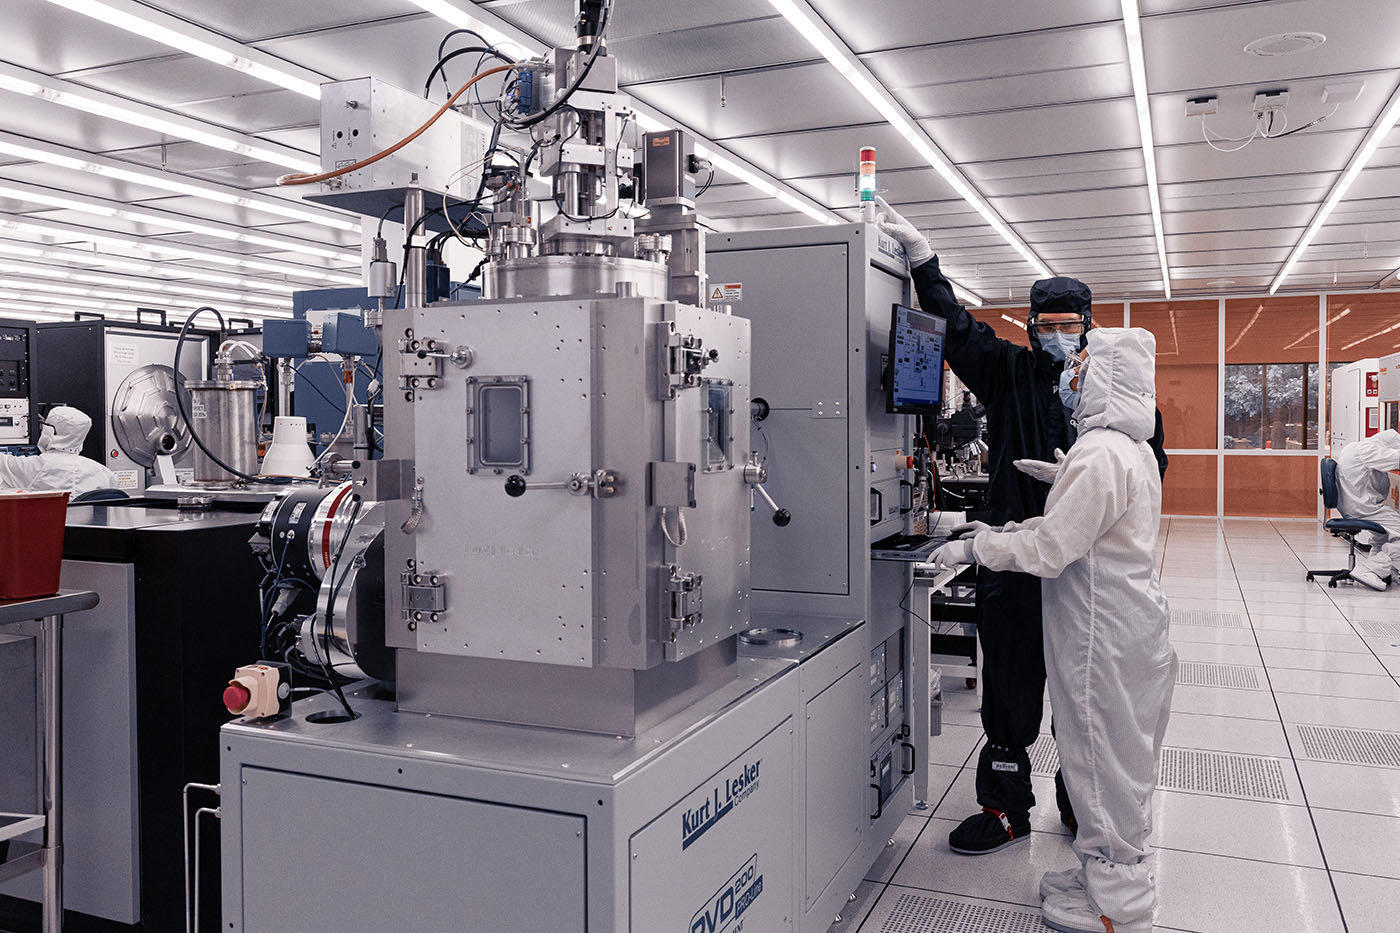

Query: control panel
[0,398,29,444]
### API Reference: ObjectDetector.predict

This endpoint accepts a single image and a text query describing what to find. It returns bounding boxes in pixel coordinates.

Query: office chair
[1305,457,1387,588]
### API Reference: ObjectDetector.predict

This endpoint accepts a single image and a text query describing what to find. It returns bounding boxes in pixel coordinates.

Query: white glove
[874,196,934,267]
[1013,448,1067,485]
[949,520,990,539]
[928,537,975,571]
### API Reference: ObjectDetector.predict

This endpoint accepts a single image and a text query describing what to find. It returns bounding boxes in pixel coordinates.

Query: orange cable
[276,64,516,187]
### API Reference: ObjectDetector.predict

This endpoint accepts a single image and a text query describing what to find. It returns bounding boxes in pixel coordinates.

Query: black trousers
[973,567,1051,817]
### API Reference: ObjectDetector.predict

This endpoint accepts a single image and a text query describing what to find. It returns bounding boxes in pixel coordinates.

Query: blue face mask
[1058,366,1080,412]
[1039,331,1079,362]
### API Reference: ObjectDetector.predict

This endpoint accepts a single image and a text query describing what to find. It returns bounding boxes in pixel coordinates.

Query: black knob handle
[707,348,720,362]
[751,397,771,422]
[504,475,527,497]
[773,508,791,527]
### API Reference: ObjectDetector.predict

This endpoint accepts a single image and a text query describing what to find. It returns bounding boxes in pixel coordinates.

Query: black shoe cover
[948,809,1031,855]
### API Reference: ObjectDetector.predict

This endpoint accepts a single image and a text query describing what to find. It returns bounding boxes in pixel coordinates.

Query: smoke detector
[1243,32,1325,57]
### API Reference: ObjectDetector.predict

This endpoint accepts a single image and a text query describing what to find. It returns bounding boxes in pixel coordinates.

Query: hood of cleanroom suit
[1072,326,1158,442]
[1027,276,1092,354]
[968,327,1177,928]
[38,406,93,454]
[0,405,117,494]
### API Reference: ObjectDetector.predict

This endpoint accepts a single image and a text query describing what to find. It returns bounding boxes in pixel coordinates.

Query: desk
[0,589,99,933]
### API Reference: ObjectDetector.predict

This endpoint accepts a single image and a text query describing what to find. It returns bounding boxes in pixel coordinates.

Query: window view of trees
[1223,362,1318,449]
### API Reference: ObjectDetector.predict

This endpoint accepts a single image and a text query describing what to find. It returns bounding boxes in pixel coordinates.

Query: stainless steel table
[0,589,99,933]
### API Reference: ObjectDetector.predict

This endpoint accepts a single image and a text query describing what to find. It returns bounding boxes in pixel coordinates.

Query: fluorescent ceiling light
[0,278,287,320]
[0,237,298,293]
[39,0,324,98]
[0,63,319,173]
[1271,84,1400,294]
[0,180,353,262]
[0,213,360,285]
[1120,0,1172,300]
[1000,314,1026,330]
[0,261,288,308]
[765,0,1053,279]
[0,132,357,232]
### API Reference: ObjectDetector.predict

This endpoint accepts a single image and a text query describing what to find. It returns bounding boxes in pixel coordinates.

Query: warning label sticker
[109,341,137,365]
[113,469,140,490]
[709,283,743,303]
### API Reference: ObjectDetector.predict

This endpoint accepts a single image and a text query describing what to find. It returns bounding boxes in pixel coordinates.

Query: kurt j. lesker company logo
[690,854,763,933]
[680,758,761,850]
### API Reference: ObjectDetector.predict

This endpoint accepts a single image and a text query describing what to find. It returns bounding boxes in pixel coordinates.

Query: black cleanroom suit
[911,256,1167,824]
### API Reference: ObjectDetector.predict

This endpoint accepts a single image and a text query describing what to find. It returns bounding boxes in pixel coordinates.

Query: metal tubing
[192,806,220,933]
[404,186,426,309]
[183,783,220,933]
[40,614,60,933]
[276,358,294,419]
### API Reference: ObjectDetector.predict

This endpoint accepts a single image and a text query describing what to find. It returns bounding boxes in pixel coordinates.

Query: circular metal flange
[738,627,804,648]
[110,363,191,467]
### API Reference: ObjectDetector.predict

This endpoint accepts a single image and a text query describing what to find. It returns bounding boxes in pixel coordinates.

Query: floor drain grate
[1172,609,1247,628]
[1297,725,1400,768]
[882,893,1045,932]
[1354,620,1400,640]
[1159,747,1289,801]
[1176,661,1262,689]
[1028,734,1059,776]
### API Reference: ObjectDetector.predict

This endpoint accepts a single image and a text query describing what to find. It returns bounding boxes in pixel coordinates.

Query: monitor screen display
[888,304,946,416]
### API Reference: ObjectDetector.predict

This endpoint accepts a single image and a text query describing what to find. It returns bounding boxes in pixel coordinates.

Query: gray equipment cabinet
[220,617,866,933]
[710,223,931,927]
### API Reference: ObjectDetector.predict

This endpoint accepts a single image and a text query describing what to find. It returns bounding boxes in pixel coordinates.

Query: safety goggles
[1028,318,1086,337]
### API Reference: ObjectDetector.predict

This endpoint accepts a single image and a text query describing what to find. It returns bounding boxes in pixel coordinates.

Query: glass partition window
[1223,297,1319,450]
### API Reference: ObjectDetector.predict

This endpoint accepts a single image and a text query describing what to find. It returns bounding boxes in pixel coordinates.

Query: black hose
[423,46,515,100]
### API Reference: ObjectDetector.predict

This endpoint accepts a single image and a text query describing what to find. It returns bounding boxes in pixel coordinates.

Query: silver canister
[184,378,260,484]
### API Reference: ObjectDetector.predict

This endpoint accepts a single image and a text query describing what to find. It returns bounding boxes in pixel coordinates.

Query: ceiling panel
[0,4,183,75]
[920,98,1143,163]
[862,22,1128,90]
[140,0,419,45]
[1166,203,1317,233]
[810,0,1123,54]
[1154,128,1365,184]
[254,15,449,94]
[631,65,878,140]
[991,187,1151,224]
[1142,0,1400,93]
[892,64,1133,121]
[723,124,926,180]
[0,96,173,155]
[610,20,815,85]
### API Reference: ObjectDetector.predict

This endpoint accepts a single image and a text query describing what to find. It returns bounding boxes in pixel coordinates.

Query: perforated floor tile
[1296,724,1400,768]
[1158,747,1290,802]
[879,892,1042,932]
[1171,608,1247,628]
[1176,660,1262,689]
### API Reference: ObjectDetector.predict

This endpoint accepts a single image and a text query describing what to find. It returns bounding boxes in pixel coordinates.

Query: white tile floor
[831,517,1400,933]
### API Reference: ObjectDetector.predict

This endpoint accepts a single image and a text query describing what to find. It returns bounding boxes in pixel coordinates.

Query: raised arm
[875,198,1018,401]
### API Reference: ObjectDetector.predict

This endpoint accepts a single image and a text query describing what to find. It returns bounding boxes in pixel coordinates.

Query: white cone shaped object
[260,416,315,477]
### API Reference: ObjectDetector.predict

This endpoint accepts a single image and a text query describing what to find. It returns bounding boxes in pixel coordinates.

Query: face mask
[1040,331,1079,362]
[1057,366,1080,412]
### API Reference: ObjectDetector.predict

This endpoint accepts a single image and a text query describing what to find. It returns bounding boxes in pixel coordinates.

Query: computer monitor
[887,303,947,417]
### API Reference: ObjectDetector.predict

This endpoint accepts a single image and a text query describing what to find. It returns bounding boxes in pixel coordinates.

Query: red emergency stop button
[223,681,251,714]
[904,456,915,468]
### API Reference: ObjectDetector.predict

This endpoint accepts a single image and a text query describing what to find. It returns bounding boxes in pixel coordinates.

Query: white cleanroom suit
[1335,428,1400,589]
[0,406,118,495]
[967,327,1176,932]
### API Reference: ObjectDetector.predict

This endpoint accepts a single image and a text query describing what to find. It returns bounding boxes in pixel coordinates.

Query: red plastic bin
[0,490,70,600]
